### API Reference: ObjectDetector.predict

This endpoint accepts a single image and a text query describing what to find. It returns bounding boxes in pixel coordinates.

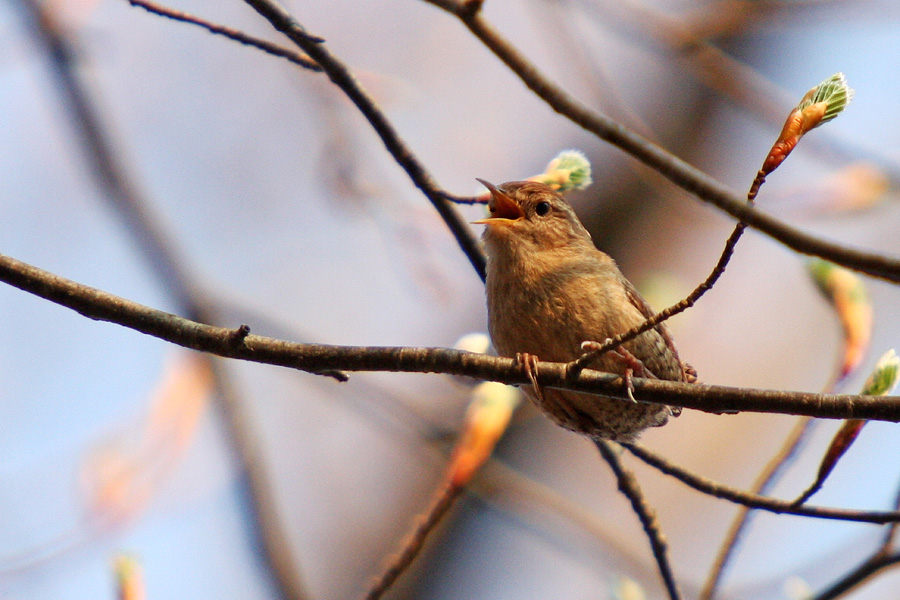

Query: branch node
[230,323,252,346]
[459,0,485,18]
[318,369,350,382]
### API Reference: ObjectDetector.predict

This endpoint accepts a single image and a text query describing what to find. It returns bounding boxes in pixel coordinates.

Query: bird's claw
[623,368,637,403]
[581,339,658,403]
[515,352,544,402]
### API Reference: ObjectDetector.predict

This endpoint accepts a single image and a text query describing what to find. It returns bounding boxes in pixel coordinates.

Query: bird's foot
[566,338,612,379]
[515,352,544,402]
[581,340,658,403]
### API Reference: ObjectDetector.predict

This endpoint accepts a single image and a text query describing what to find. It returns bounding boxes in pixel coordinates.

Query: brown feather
[479,180,695,441]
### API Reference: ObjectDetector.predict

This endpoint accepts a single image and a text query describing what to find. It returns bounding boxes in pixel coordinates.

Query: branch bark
[421,0,900,284]
[3,252,900,422]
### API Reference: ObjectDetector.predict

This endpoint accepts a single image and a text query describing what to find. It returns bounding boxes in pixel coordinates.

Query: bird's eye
[535,201,551,217]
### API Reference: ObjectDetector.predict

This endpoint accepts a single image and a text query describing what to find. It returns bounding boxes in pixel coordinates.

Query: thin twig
[807,473,900,599]
[565,81,770,376]
[362,483,464,600]
[127,0,320,70]
[568,222,745,376]
[130,0,486,277]
[699,417,815,600]
[623,443,900,524]
[238,0,487,280]
[881,482,900,549]
[596,441,681,600]
[810,552,900,600]
[421,0,900,283]
[670,150,770,600]
[7,252,900,422]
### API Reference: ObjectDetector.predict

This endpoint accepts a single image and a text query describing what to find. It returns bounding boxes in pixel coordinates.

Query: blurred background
[2,0,900,598]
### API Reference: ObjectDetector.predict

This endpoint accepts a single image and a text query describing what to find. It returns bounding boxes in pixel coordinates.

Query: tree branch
[624,443,900,524]
[807,477,900,599]
[421,0,900,284]
[811,552,900,600]
[4,252,900,422]
[596,441,681,600]
[237,0,487,280]
[128,0,320,71]
[362,484,464,600]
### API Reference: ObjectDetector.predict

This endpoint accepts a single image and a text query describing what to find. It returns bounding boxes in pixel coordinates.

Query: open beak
[472,178,525,225]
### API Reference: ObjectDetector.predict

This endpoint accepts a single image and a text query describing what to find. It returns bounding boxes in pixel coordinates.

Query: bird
[474,179,696,442]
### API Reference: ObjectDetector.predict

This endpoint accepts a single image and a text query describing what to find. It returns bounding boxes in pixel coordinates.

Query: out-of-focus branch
[699,418,815,600]
[6,252,900,425]
[810,552,900,600]
[809,483,900,600]
[14,2,311,598]
[596,441,681,600]
[362,484,464,600]
[420,0,900,284]
[237,0,487,280]
[128,0,320,70]
[19,0,202,314]
[705,250,871,599]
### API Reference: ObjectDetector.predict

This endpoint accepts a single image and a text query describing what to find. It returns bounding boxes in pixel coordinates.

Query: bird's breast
[485,253,623,363]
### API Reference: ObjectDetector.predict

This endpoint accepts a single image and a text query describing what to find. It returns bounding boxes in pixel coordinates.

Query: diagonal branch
[126,0,488,274]
[128,0,321,71]
[362,484,464,600]
[596,441,681,600]
[421,0,900,284]
[238,0,487,280]
[568,222,745,376]
[810,552,900,600]
[699,417,815,600]
[806,476,900,599]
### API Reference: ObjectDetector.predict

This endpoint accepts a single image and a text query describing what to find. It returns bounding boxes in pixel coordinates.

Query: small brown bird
[475,179,695,442]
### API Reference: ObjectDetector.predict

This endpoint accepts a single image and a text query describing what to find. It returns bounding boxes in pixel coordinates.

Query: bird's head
[473,179,593,254]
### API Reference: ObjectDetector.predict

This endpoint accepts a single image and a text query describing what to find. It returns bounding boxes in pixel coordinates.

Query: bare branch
[421,0,900,284]
[362,484,464,600]
[5,252,900,421]
[806,460,900,600]
[237,0,487,280]
[624,443,900,524]
[596,441,681,600]
[128,0,321,71]
[568,221,746,376]
[810,552,900,600]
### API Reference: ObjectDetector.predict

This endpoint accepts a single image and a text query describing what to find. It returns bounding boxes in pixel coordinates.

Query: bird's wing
[622,277,698,383]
